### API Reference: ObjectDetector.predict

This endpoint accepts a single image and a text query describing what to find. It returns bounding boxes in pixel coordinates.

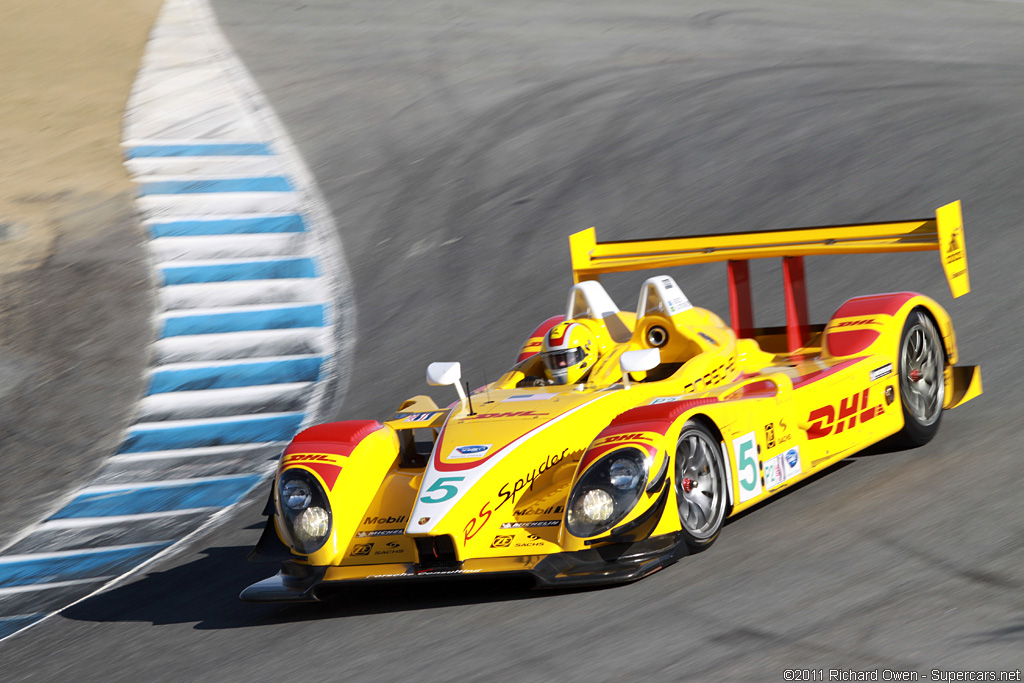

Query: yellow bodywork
[249,202,980,595]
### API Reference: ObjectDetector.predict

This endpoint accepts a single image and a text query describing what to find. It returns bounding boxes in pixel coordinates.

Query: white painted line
[0,578,113,596]
[37,509,219,529]
[137,191,300,218]
[0,542,169,564]
[128,411,305,432]
[155,255,313,268]
[154,328,331,364]
[127,156,284,177]
[79,473,264,495]
[150,353,323,372]
[106,442,286,464]
[141,211,301,227]
[151,234,310,262]
[159,279,325,311]
[138,382,314,420]
[159,301,327,319]
[123,138,272,147]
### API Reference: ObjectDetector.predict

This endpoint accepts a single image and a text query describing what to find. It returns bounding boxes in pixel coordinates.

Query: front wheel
[674,421,728,552]
[894,309,946,447]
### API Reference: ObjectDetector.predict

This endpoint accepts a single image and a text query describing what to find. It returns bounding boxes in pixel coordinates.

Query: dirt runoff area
[0,0,163,549]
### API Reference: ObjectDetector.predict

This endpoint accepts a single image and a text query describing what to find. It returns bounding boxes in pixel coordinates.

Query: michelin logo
[449,444,491,459]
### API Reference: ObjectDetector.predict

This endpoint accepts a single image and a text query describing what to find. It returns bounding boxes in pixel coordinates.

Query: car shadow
[61,544,570,631]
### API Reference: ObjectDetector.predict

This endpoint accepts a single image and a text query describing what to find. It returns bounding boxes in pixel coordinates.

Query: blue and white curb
[0,0,355,641]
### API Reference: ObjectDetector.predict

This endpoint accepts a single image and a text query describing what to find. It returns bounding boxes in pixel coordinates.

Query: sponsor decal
[947,232,963,263]
[496,448,577,510]
[352,543,374,556]
[596,433,651,445]
[418,517,430,525]
[372,541,404,556]
[491,535,514,548]
[499,520,560,529]
[364,515,406,525]
[733,431,762,503]
[833,318,877,328]
[778,417,792,445]
[462,410,548,420]
[682,357,736,393]
[513,504,564,516]
[870,363,893,381]
[763,454,784,490]
[356,528,404,538]
[650,396,684,405]
[402,411,443,422]
[503,394,554,402]
[807,389,884,440]
[368,568,483,578]
[698,331,717,345]
[765,423,776,449]
[764,446,802,491]
[449,444,492,459]
[783,446,801,479]
[283,453,336,463]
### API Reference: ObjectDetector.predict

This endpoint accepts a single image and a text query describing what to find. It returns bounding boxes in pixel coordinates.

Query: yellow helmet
[542,321,598,385]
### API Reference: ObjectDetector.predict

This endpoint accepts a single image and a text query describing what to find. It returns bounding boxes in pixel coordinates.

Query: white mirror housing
[426,362,467,405]
[427,362,462,386]
[620,348,661,389]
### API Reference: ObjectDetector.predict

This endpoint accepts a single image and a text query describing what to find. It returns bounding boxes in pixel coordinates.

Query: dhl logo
[832,318,877,328]
[283,453,338,464]
[595,432,652,445]
[807,389,884,440]
[464,411,547,420]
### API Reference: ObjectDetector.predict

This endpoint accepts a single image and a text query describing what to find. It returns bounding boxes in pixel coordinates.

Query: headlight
[566,447,648,538]
[277,469,332,553]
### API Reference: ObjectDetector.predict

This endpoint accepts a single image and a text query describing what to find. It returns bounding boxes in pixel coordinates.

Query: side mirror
[426,362,467,405]
[620,348,660,389]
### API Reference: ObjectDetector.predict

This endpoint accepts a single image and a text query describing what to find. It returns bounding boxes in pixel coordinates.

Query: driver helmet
[542,321,598,385]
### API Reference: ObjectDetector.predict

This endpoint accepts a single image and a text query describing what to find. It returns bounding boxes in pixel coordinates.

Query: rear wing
[570,201,970,352]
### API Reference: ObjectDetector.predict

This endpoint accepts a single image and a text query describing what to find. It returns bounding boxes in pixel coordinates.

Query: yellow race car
[241,201,981,601]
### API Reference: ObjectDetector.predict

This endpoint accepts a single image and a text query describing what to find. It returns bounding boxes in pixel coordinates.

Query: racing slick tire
[893,309,946,448]
[674,420,728,553]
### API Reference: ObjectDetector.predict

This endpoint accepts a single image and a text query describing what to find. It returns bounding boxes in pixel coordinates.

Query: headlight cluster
[566,448,648,538]
[277,468,332,554]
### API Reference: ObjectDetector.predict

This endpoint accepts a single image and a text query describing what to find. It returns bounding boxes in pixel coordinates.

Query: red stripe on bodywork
[292,420,382,445]
[733,380,778,398]
[517,315,565,363]
[283,420,384,460]
[577,398,719,471]
[831,292,916,319]
[826,329,880,357]
[607,398,719,431]
[790,357,866,389]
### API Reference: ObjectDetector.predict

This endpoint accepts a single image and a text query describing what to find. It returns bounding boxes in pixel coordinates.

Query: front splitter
[240,534,686,602]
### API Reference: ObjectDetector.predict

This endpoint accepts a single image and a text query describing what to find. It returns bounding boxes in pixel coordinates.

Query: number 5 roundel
[732,432,762,503]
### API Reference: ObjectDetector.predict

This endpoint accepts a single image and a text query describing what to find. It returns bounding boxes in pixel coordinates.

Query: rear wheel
[674,421,727,551]
[894,310,945,447]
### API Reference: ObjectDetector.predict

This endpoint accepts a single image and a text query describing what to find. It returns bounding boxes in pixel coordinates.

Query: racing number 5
[420,476,465,503]
[733,432,762,503]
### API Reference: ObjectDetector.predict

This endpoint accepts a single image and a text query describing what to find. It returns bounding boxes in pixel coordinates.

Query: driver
[541,321,600,385]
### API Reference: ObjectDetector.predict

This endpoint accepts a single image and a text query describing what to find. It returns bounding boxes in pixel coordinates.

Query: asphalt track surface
[5,0,1024,680]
